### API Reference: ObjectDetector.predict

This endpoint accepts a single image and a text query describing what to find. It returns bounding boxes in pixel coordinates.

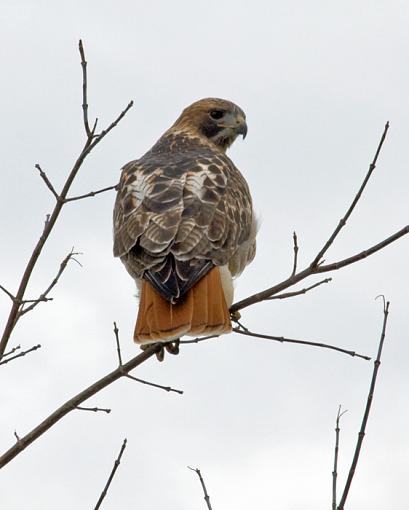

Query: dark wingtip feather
[144,255,213,303]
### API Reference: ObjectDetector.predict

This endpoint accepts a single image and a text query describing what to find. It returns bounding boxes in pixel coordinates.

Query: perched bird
[113,98,256,354]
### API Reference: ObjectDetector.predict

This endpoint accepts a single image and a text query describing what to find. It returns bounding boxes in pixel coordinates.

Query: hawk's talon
[156,346,165,362]
[230,310,241,322]
[165,339,180,355]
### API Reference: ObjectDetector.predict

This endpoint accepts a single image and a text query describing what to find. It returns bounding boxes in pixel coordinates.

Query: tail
[134,267,232,344]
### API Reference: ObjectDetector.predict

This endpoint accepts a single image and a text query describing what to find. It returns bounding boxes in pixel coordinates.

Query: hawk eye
[209,109,225,120]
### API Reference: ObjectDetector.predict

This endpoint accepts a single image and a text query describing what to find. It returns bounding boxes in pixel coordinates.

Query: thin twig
[90,117,98,137]
[0,285,15,302]
[125,373,183,395]
[94,439,127,510]
[1,345,21,359]
[315,226,409,273]
[231,317,249,332]
[21,297,53,304]
[18,250,81,317]
[0,344,41,366]
[337,300,390,510]
[89,101,134,150]
[35,164,60,200]
[113,323,182,393]
[76,406,111,414]
[179,334,220,345]
[188,466,213,510]
[78,39,91,138]
[332,405,348,510]
[311,122,389,267]
[64,184,118,203]
[291,231,299,277]
[113,322,122,366]
[43,214,51,233]
[266,278,332,300]
[233,328,370,360]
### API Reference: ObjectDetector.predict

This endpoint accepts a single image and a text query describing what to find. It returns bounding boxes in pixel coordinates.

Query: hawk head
[171,98,247,151]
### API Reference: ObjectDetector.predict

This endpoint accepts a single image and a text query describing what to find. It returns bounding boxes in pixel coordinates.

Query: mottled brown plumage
[113,98,256,345]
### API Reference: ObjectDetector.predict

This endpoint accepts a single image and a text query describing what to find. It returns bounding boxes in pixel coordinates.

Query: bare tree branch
[63,183,118,203]
[94,438,127,510]
[88,100,133,151]
[337,299,390,510]
[1,345,21,359]
[231,224,408,314]
[0,330,182,467]
[43,213,51,233]
[233,328,370,360]
[315,226,409,273]
[311,122,389,267]
[18,249,81,317]
[181,323,368,363]
[291,231,299,277]
[78,39,92,138]
[228,123,409,316]
[332,405,348,510]
[20,297,53,304]
[188,466,213,510]
[76,406,111,414]
[266,278,332,300]
[0,344,41,366]
[114,323,183,394]
[0,43,403,510]
[179,335,220,345]
[0,285,15,302]
[113,322,123,366]
[125,373,183,395]
[0,41,133,360]
[0,344,161,468]
[2,249,79,316]
[35,164,60,200]
[233,318,249,332]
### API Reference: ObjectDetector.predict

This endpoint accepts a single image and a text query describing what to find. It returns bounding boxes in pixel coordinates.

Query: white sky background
[0,1,408,508]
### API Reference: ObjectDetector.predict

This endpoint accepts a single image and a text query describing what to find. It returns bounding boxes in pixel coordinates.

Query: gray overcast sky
[1,1,408,508]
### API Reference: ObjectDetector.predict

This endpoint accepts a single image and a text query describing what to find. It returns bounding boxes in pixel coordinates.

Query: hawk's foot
[140,342,165,361]
[140,340,180,361]
[230,310,241,322]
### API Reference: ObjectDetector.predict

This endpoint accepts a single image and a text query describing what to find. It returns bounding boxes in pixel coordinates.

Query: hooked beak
[236,121,248,139]
[233,112,247,139]
[220,111,248,140]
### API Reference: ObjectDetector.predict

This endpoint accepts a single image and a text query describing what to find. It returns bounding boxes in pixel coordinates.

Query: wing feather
[113,133,255,300]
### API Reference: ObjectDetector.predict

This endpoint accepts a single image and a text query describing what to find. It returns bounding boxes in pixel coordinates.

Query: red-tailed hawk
[113,98,256,353]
